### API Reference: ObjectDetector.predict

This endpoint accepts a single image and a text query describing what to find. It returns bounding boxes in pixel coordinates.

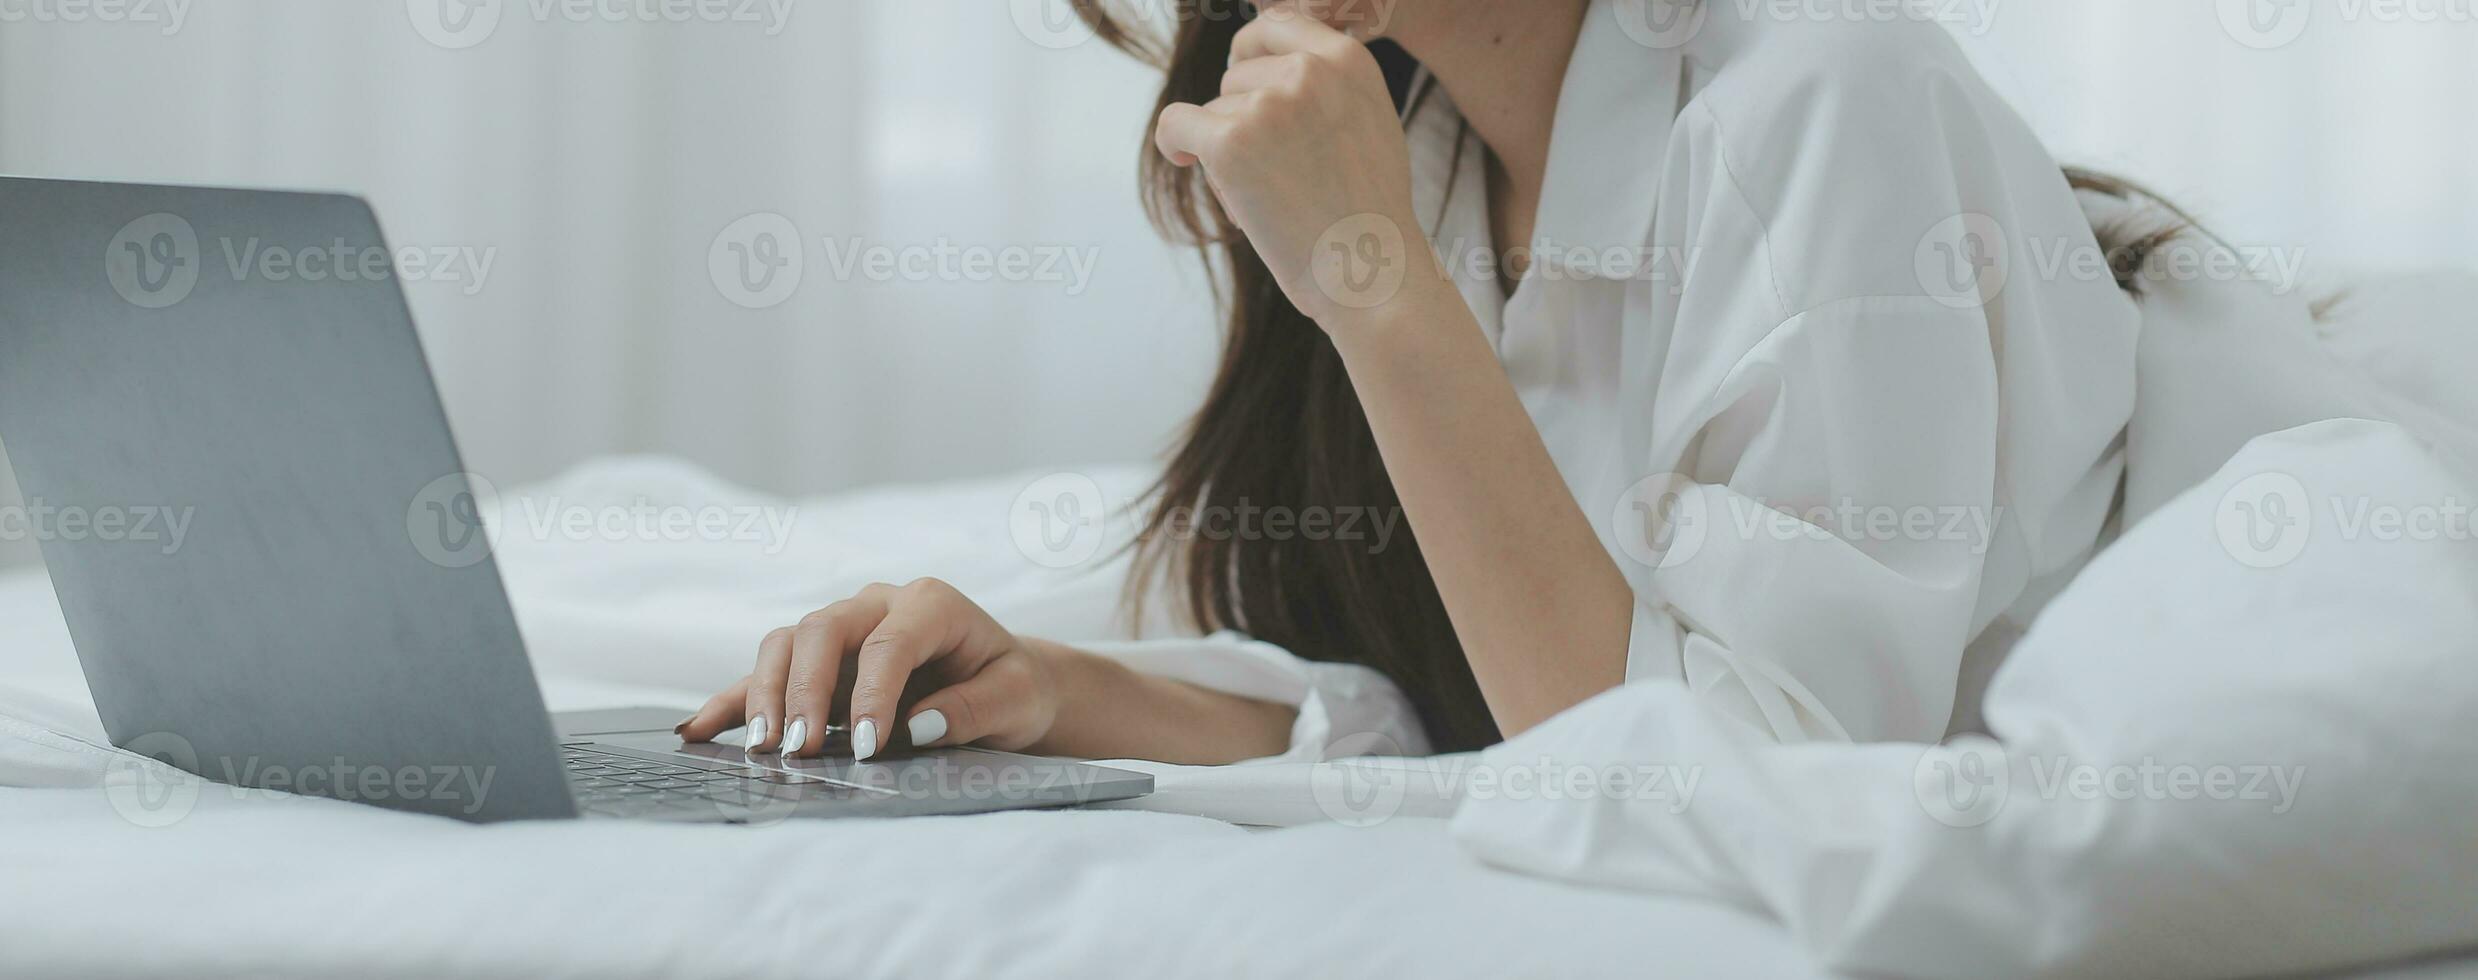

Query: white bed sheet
[0,468,1820,979]
[5,465,2474,979]
[0,765,1815,980]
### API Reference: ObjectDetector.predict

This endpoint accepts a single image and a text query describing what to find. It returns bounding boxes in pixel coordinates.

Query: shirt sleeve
[1611,42,2136,744]
[1618,298,2011,745]
[1077,632,1434,763]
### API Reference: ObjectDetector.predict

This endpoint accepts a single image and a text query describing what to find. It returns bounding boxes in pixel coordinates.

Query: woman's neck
[1387,0,1592,193]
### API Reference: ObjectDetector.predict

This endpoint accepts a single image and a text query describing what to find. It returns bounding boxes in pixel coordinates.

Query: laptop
[0,176,1152,823]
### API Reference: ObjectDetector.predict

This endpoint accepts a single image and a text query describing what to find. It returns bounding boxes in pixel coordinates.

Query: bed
[0,470,1823,979]
[5,267,2477,979]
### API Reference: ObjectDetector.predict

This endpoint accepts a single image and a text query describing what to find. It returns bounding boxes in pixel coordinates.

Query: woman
[678,0,2158,763]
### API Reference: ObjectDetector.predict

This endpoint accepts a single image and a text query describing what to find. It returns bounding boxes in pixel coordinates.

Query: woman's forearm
[1327,277,1635,737]
[1137,9,1630,738]
[1024,639,1298,764]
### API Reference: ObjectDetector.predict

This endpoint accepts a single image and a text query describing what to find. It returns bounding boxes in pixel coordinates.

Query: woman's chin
[1247,0,1397,40]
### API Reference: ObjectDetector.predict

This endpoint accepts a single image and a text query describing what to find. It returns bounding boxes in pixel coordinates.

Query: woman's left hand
[1152,3,1432,327]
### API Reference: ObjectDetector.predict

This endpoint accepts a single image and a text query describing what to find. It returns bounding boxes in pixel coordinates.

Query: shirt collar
[1534,0,1688,278]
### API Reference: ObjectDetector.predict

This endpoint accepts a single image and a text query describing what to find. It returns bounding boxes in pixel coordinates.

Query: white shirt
[1106,0,2137,755]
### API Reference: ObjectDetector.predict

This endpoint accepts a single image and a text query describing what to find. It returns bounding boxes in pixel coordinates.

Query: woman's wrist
[1019,636,1090,750]
[1023,637,1298,764]
[1320,266,1484,363]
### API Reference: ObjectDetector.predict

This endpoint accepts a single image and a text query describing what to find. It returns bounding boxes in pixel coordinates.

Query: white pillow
[1454,419,2478,978]
[1956,418,2478,977]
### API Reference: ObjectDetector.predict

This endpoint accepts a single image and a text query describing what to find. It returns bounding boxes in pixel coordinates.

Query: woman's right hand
[676,578,1061,762]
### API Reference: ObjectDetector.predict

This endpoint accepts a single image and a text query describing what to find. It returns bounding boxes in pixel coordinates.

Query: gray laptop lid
[0,177,574,821]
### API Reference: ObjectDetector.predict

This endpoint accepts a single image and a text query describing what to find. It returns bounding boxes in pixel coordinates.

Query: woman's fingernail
[674,717,695,735]
[907,710,948,746]
[742,715,769,751]
[853,718,880,761]
[781,717,809,758]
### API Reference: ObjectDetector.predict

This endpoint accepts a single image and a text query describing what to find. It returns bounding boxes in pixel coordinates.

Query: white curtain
[0,1,2471,570]
[1952,1,2478,268]
[0,0,1222,557]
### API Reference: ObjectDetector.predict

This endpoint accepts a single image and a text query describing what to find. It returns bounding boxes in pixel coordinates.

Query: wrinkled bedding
[0,468,1800,979]
[1455,420,2478,979]
[5,267,2477,979]
[1,738,1809,980]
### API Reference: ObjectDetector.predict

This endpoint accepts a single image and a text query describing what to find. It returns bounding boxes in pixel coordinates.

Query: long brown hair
[1076,1,2189,753]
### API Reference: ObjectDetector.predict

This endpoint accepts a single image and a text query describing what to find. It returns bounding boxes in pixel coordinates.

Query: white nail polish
[781,717,809,757]
[907,710,949,747]
[853,717,880,761]
[742,715,769,751]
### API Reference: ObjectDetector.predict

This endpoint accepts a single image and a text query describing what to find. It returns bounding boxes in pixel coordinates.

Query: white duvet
[10,431,2471,980]
[0,466,1799,980]
[0,756,1809,980]
[1454,419,2478,979]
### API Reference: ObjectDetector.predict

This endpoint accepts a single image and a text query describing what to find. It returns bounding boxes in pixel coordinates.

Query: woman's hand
[677,578,1059,761]
[1152,3,1433,327]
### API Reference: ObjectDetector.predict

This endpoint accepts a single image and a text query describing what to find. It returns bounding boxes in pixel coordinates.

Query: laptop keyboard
[561,744,857,819]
